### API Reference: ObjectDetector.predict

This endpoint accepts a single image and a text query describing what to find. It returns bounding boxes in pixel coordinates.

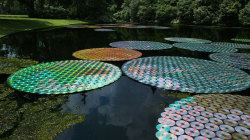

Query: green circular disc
[109,41,172,50]
[164,37,211,43]
[174,43,238,53]
[210,53,250,70]
[7,60,122,94]
[122,56,250,93]
[211,42,250,49]
[231,38,250,43]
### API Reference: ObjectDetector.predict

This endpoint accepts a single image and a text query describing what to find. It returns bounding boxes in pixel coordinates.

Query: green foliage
[0,84,85,139]
[239,2,250,25]
[155,3,177,23]
[0,58,38,74]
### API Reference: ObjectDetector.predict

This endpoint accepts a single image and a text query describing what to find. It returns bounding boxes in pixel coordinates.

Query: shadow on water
[0,25,250,140]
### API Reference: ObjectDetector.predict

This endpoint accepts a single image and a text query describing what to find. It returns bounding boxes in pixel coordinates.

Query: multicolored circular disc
[211,42,250,49]
[209,53,250,70]
[72,48,142,61]
[7,60,122,94]
[155,94,250,140]
[122,56,250,93]
[109,41,172,50]
[174,43,238,53]
[164,37,211,43]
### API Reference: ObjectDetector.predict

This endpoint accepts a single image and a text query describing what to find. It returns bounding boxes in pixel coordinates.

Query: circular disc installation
[155,94,250,140]
[73,48,142,61]
[174,43,238,53]
[211,42,250,49]
[231,38,250,43]
[210,53,250,70]
[109,41,172,50]
[94,29,115,32]
[122,56,250,93]
[8,60,122,94]
[164,37,212,43]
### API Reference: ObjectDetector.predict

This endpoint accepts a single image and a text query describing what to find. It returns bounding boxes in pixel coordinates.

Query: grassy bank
[0,15,87,38]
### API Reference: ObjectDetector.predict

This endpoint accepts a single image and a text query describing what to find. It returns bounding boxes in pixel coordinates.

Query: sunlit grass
[0,15,88,38]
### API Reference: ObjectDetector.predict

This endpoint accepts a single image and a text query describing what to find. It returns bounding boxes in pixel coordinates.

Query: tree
[239,1,250,25]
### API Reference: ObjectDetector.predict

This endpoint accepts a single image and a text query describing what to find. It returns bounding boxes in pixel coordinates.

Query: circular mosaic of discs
[72,48,142,61]
[209,53,250,70]
[164,37,212,43]
[7,60,122,94]
[211,42,250,49]
[231,38,250,43]
[173,43,238,53]
[122,56,250,93]
[156,94,250,140]
[109,41,172,50]
[94,29,115,32]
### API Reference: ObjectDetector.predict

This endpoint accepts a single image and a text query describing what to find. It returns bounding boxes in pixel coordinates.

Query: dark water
[0,25,250,140]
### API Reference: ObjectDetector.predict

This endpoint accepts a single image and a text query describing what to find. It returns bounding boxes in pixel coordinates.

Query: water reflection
[56,76,177,140]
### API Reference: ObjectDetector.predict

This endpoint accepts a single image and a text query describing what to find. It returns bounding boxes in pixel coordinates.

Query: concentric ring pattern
[210,53,250,70]
[8,60,122,94]
[122,56,250,93]
[73,48,142,61]
[174,43,238,53]
[164,37,211,43]
[156,94,250,140]
[109,41,172,50]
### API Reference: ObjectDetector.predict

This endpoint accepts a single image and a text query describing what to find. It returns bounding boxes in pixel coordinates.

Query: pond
[0,25,250,140]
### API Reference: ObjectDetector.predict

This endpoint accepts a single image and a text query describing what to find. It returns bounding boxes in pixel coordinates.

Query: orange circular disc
[73,48,142,61]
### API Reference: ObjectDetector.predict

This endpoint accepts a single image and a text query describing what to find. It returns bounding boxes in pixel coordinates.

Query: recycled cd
[212,42,250,49]
[214,113,227,120]
[220,125,235,133]
[232,132,249,139]
[183,115,196,122]
[195,136,209,140]
[109,41,172,50]
[164,37,212,43]
[122,56,250,94]
[72,48,142,61]
[211,138,223,140]
[170,127,185,135]
[7,60,122,94]
[235,126,250,135]
[227,114,241,121]
[175,109,188,115]
[230,109,243,115]
[152,26,170,29]
[209,53,250,70]
[181,105,193,110]
[201,111,214,118]
[176,120,190,128]
[164,108,177,114]
[191,122,205,130]
[174,43,238,53]
[205,123,220,131]
[178,135,194,140]
[239,121,250,129]
[200,129,216,138]
[185,128,200,137]
[188,110,201,116]
[216,131,232,139]
[196,116,209,123]
[209,118,223,125]
[193,106,205,112]
[231,38,250,43]
[224,119,238,127]
[158,118,176,126]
